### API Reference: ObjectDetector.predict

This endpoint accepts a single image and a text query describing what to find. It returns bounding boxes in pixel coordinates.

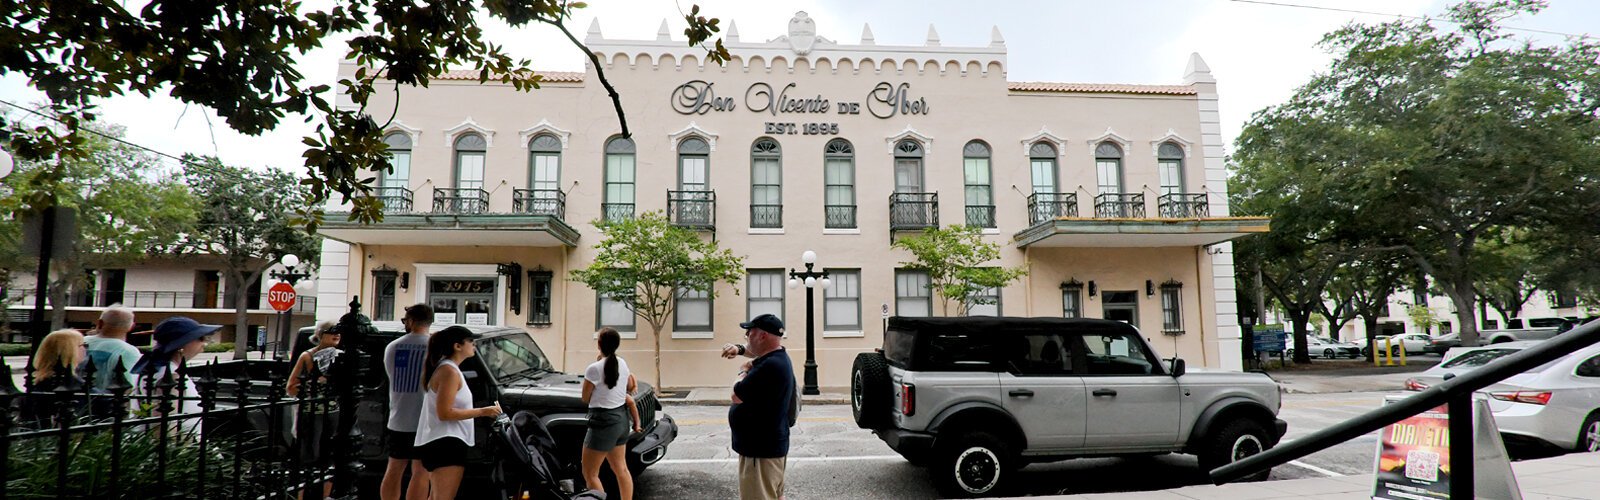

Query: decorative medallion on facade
[786,12,817,55]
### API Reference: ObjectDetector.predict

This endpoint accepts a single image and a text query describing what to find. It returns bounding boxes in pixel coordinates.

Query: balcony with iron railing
[1094,193,1146,218]
[825,205,857,229]
[667,190,716,230]
[433,187,490,214]
[889,192,939,231]
[1158,192,1209,218]
[512,189,567,220]
[373,186,414,213]
[1027,192,1079,225]
[750,204,782,229]
[3,289,318,314]
[964,205,996,228]
[601,203,635,222]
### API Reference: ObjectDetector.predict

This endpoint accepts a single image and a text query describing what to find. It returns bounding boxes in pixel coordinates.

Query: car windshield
[477,333,553,380]
[1442,349,1519,368]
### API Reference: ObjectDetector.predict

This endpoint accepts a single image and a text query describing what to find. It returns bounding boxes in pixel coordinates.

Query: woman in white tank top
[412,326,502,499]
[580,327,641,499]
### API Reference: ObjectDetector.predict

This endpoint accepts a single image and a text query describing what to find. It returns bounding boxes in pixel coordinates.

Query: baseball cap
[740,314,785,337]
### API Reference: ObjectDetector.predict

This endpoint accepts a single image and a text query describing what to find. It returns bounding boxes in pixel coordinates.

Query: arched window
[824,139,856,229]
[750,138,782,228]
[677,137,710,192]
[1157,142,1185,195]
[382,132,412,191]
[603,137,636,221]
[453,133,487,191]
[1029,142,1058,194]
[528,134,562,193]
[1094,141,1124,195]
[962,141,994,227]
[893,139,924,193]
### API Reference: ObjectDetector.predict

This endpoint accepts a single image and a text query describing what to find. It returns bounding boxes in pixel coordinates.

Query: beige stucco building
[315,12,1267,388]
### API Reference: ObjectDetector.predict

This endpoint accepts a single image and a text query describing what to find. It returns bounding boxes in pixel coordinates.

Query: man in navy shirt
[725,314,796,500]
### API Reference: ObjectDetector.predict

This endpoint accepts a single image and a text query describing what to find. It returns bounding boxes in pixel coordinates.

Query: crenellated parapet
[585,12,1007,78]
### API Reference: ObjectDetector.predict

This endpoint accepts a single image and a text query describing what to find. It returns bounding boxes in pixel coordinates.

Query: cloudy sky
[2,0,1595,173]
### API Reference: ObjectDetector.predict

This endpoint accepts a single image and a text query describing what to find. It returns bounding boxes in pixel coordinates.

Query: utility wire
[1230,0,1594,40]
[0,98,235,176]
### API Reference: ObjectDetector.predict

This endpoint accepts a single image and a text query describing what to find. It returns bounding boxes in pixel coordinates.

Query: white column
[1187,53,1243,371]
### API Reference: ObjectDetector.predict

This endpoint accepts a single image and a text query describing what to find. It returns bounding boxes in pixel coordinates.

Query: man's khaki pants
[738,455,787,500]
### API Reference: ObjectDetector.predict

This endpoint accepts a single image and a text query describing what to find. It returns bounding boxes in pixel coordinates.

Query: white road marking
[1286,460,1346,477]
[654,455,904,466]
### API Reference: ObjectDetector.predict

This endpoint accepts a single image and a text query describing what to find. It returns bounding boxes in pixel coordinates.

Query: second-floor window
[1029,142,1058,194]
[454,133,487,191]
[963,141,994,228]
[824,139,856,229]
[751,138,782,228]
[678,137,710,192]
[894,139,924,193]
[1158,142,1185,195]
[604,137,636,221]
[382,132,412,190]
[528,134,561,193]
[1095,142,1124,195]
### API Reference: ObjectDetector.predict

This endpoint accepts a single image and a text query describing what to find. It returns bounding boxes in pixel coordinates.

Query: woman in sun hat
[131,316,220,435]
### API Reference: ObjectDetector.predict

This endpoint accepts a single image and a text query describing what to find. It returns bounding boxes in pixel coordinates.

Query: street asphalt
[639,391,1431,498]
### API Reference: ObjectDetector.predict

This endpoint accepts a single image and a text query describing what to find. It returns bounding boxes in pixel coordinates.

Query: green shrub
[4,425,282,498]
[203,342,235,353]
[1,343,31,357]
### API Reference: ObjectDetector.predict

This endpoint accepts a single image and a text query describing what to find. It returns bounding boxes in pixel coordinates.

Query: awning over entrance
[319,213,581,247]
[1013,217,1269,248]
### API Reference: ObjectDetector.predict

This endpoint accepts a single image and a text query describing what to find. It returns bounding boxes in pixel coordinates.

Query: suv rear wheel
[1198,418,1272,482]
[851,352,892,429]
[934,431,1014,498]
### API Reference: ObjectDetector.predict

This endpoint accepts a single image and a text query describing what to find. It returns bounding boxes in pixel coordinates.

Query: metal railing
[0,349,368,499]
[601,203,635,222]
[667,190,716,230]
[1028,192,1079,225]
[964,205,996,228]
[889,192,939,230]
[432,188,490,214]
[750,204,782,229]
[372,186,413,213]
[1094,192,1145,218]
[824,205,857,229]
[1213,320,1600,499]
[4,289,317,313]
[1158,192,1209,218]
[512,189,566,219]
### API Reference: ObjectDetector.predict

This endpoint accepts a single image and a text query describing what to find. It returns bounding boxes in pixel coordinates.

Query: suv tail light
[1489,391,1552,405]
[898,383,916,416]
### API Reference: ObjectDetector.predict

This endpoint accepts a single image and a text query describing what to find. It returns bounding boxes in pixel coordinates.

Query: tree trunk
[1362,314,1379,363]
[47,279,68,330]
[648,321,665,391]
[1291,309,1312,364]
[1447,281,1481,347]
[229,272,251,359]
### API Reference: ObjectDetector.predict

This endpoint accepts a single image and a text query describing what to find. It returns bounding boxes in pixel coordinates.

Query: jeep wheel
[851,352,893,429]
[934,431,1014,498]
[1198,419,1272,482]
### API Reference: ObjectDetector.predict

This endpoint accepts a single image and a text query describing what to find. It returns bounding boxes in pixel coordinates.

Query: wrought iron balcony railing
[433,188,490,214]
[512,189,567,219]
[601,203,635,222]
[373,186,414,213]
[667,190,716,230]
[889,192,939,230]
[964,205,996,228]
[1157,192,1209,218]
[1093,192,1145,218]
[1027,192,1078,225]
[750,204,782,228]
[825,205,857,229]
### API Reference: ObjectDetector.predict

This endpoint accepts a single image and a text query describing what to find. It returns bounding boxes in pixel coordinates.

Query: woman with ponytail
[580,327,641,499]
[412,326,502,499]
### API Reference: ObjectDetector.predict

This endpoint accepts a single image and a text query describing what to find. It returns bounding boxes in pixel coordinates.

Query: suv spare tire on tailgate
[852,352,893,429]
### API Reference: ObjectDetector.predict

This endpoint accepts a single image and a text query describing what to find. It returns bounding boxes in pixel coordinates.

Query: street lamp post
[270,253,312,359]
[787,250,831,396]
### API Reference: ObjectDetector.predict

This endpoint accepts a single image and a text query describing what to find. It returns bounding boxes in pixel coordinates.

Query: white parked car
[1287,336,1362,359]
[1404,341,1600,453]
[1373,333,1433,356]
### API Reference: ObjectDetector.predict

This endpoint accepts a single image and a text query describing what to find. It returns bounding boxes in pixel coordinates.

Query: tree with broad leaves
[568,212,744,388]
[1231,0,1600,347]
[0,118,196,333]
[1474,231,1541,326]
[1337,252,1412,362]
[890,225,1027,317]
[177,156,320,357]
[0,1,729,230]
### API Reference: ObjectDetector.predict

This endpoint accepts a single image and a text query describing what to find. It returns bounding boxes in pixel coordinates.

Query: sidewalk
[1028,451,1600,499]
[664,386,851,405]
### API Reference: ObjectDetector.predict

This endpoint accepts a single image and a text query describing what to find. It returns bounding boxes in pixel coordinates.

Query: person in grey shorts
[581,327,642,500]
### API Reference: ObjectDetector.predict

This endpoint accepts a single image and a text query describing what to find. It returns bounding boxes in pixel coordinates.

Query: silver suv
[851,317,1286,497]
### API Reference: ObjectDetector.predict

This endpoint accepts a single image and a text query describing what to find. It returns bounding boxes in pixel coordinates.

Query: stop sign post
[268,282,298,312]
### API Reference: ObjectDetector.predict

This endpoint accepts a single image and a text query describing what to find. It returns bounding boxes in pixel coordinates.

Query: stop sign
[267,282,298,312]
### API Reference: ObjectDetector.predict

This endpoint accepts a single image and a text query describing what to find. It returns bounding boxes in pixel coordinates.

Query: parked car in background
[1304,337,1362,359]
[1427,333,1461,354]
[1373,333,1433,356]
[1482,317,1575,344]
[1403,341,1600,454]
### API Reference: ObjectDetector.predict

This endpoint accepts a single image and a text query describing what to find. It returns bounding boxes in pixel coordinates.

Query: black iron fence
[0,347,367,500]
[666,190,716,230]
[512,189,567,220]
[889,192,938,230]
[1157,192,1208,218]
[824,205,856,229]
[964,205,996,228]
[433,188,490,214]
[372,187,414,213]
[750,204,782,229]
[1027,192,1078,225]
[1094,192,1145,218]
[4,289,317,314]
[601,203,634,222]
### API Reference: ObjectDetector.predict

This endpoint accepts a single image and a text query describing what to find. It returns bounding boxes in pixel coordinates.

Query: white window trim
[981,228,1000,235]
[748,228,786,235]
[412,263,508,326]
[667,122,720,152]
[518,119,573,150]
[823,228,862,235]
[883,125,934,154]
[823,330,865,338]
[671,330,714,339]
[1019,126,1067,157]
[384,121,423,146]
[442,117,496,148]
[1085,127,1132,156]
[1148,128,1196,159]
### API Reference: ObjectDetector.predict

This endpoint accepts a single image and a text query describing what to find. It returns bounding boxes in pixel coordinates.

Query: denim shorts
[583,405,632,451]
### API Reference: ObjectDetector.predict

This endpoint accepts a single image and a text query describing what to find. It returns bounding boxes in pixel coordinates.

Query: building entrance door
[428,278,496,325]
[1102,291,1139,327]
